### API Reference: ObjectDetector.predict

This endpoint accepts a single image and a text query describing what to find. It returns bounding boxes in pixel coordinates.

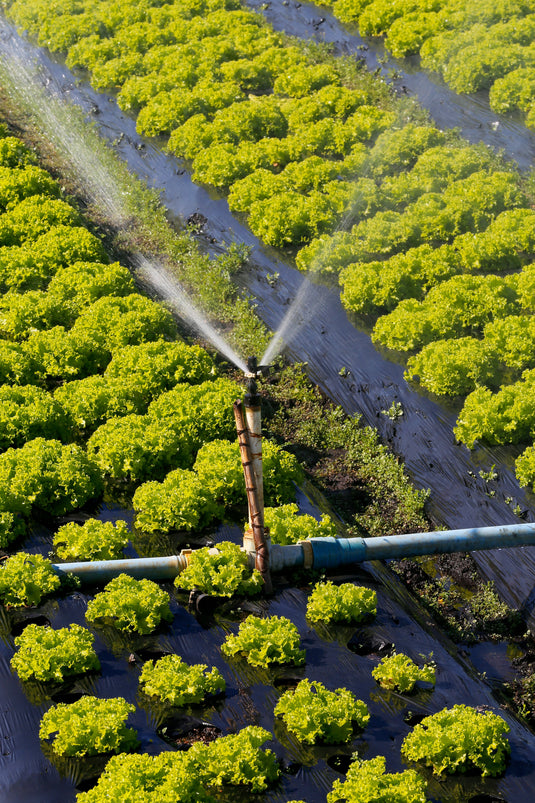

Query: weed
[381,400,403,420]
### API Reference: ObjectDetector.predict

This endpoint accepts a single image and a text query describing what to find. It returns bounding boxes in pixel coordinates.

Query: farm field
[6,0,535,493]
[1,0,535,801]
[0,118,514,803]
[327,0,535,132]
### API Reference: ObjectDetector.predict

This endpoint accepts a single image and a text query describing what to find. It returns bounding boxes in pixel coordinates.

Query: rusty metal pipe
[244,402,263,522]
[233,399,272,592]
[244,364,264,524]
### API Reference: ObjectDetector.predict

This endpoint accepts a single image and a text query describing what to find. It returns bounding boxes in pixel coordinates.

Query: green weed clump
[263,364,429,538]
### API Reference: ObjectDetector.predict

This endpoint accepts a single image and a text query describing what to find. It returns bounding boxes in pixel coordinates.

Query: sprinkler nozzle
[244,355,270,380]
[246,355,258,376]
[244,356,269,406]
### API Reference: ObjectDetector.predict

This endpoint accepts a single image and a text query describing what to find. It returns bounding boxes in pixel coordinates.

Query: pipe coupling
[299,540,314,570]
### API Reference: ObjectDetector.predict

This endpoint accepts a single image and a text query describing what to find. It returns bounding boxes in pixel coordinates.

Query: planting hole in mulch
[347,629,394,656]
[327,753,353,774]
[11,614,51,637]
[159,715,222,748]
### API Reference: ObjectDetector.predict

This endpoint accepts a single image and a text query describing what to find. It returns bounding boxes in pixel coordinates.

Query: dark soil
[174,724,222,748]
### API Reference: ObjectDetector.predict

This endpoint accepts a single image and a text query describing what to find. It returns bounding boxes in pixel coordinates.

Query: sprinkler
[234,356,272,592]
[49,360,535,589]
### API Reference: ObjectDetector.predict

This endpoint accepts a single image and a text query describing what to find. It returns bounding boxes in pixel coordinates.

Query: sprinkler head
[244,356,269,406]
[246,355,258,376]
[244,356,270,380]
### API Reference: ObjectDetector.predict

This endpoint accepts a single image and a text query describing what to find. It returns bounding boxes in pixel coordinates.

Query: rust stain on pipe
[234,399,272,593]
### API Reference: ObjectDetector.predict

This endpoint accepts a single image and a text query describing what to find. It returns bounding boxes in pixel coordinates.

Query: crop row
[0,119,496,800]
[0,115,431,801]
[4,0,402,249]
[0,16,523,799]
[328,0,535,130]
[8,0,535,488]
[0,110,520,800]
[295,136,535,486]
[0,124,308,552]
[297,139,535,486]
[0,124,313,799]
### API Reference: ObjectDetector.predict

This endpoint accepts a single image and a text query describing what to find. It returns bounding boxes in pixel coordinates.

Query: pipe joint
[306,536,368,569]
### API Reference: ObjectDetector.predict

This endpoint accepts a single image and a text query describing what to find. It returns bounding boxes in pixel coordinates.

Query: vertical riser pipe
[234,399,272,591]
[245,403,263,525]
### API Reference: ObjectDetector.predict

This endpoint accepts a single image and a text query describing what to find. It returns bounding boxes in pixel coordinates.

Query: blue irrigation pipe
[52,523,535,583]
[52,554,189,584]
[271,522,535,571]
